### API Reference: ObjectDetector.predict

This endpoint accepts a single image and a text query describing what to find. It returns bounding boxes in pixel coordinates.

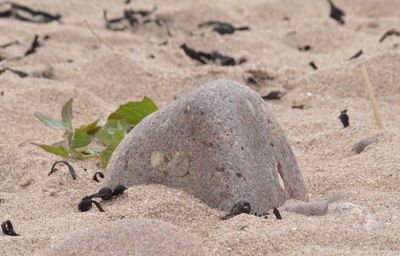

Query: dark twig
[49,161,77,180]
[1,220,19,236]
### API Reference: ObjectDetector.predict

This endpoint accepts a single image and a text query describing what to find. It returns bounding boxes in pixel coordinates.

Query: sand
[0,0,399,255]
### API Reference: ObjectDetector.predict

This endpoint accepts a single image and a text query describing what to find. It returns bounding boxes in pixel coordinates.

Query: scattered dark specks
[1,220,19,236]
[0,198,5,203]
[328,0,345,25]
[352,138,373,154]
[273,207,282,220]
[221,200,251,220]
[198,21,250,35]
[0,91,3,96]
[339,109,349,128]
[262,91,283,100]
[93,172,104,182]
[49,161,77,180]
[309,61,318,70]
[298,45,312,51]
[78,198,105,212]
[283,16,290,21]
[379,29,400,43]
[349,49,363,60]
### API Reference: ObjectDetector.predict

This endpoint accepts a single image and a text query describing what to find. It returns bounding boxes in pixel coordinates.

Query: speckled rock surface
[103,79,308,213]
[37,218,207,256]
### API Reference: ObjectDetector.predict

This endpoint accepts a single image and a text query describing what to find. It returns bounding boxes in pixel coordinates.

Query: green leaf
[97,119,129,146]
[34,112,67,131]
[32,143,69,157]
[70,148,96,160]
[71,129,91,148]
[98,129,125,168]
[79,117,101,135]
[108,97,158,125]
[61,98,73,129]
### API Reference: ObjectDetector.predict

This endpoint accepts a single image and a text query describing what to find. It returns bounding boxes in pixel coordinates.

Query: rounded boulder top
[103,79,308,213]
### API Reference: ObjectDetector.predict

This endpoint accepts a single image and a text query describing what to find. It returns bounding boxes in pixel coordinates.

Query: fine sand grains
[1,0,400,255]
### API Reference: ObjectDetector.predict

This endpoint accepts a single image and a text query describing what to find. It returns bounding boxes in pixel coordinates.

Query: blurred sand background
[0,0,399,255]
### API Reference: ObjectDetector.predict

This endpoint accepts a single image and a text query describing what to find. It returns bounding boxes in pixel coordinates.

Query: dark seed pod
[273,207,282,220]
[98,187,113,200]
[112,185,127,196]
[78,198,105,212]
[339,109,349,128]
[78,199,93,212]
[1,220,19,236]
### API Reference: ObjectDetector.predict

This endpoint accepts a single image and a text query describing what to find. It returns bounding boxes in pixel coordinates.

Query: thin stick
[83,20,114,51]
[359,64,384,129]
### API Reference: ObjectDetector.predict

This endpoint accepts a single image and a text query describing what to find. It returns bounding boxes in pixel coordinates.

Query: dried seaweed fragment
[198,21,250,35]
[49,160,77,180]
[180,44,246,66]
[379,29,400,42]
[262,91,283,100]
[0,67,28,78]
[0,2,61,23]
[103,6,157,31]
[309,61,318,70]
[24,35,41,56]
[349,49,363,60]
[328,0,345,25]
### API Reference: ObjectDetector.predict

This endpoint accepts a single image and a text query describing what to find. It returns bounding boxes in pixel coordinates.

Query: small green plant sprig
[32,97,157,168]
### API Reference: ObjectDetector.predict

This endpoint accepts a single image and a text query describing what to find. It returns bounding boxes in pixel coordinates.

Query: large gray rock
[103,79,308,213]
[37,218,207,256]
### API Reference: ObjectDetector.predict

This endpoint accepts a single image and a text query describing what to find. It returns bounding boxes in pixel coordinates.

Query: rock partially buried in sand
[103,79,308,213]
[37,218,207,256]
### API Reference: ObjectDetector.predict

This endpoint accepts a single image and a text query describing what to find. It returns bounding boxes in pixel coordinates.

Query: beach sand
[0,0,399,255]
